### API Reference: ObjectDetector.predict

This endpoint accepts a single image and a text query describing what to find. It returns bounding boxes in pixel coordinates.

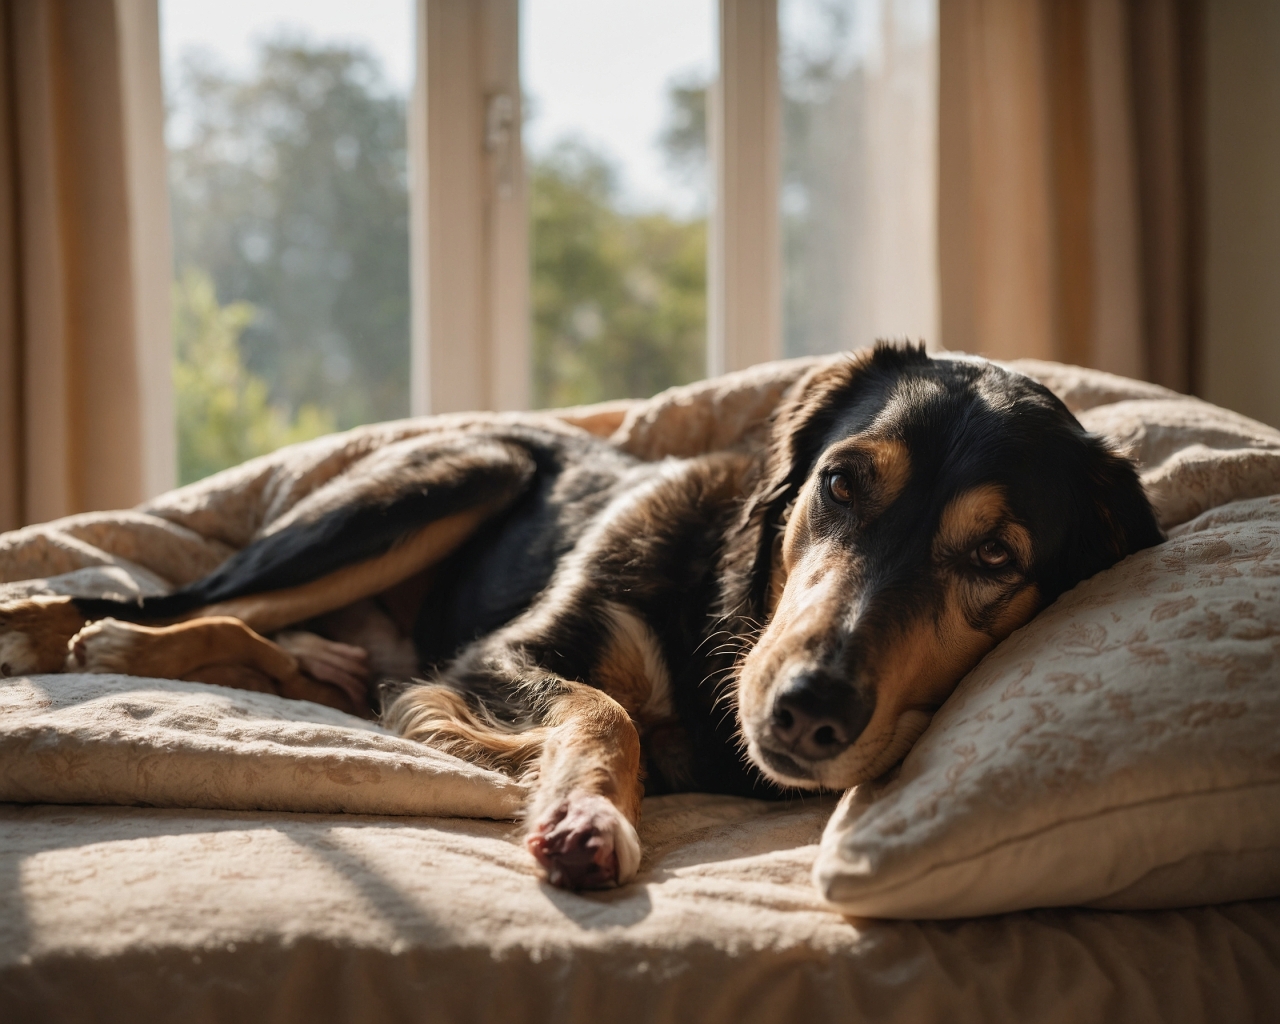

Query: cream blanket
[2,357,1280,1021]
[2,355,1278,823]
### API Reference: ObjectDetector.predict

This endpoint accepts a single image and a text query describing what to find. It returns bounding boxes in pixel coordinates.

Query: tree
[530,142,706,408]
[173,269,334,485]
[168,41,411,431]
[170,37,709,450]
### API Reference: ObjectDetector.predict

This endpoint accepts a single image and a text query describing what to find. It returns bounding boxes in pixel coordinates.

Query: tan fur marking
[594,603,671,720]
[385,677,643,829]
[868,438,911,510]
[0,596,87,674]
[816,436,912,517]
[196,503,498,634]
[936,484,1006,553]
[779,476,819,576]
[536,681,644,825]
[66,615,369,715]
[385,684,549,774]
[935,484,1033,566]
[816,577,1042,787]
[988,582,1042,640]
[737,545,849,735]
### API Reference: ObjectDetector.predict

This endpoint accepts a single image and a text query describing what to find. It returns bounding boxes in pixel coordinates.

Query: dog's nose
[769,671,861,762]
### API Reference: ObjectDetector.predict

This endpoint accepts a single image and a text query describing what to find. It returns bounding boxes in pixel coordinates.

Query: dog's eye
[972,539,1011,568]
[826,472,855,506]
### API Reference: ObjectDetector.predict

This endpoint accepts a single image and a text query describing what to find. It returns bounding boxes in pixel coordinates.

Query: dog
[0,346,1162,889]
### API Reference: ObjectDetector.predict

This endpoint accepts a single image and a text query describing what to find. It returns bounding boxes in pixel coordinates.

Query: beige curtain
[938,0,1204,393]
[0,0,173,533]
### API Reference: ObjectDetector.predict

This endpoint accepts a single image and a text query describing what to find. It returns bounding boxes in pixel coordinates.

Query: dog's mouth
[753,743,815,783]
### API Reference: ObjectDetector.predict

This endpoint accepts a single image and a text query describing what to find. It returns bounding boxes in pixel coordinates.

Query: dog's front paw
[65,618,138,673]
[526,792,641,890]
[274,631,369,708]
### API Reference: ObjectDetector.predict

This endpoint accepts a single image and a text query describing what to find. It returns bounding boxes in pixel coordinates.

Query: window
[161,0,413,483]
[779,0,938,357]
[160,0,939,472]
[522,0,716,407]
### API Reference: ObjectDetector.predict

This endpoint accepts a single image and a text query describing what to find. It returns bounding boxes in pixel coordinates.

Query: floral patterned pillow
[815,494,1280,918]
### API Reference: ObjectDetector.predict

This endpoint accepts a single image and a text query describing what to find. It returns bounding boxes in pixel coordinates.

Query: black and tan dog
[0,346,1162,889]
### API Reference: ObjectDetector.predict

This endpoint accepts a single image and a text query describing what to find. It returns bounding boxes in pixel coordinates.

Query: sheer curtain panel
[0,0,172,531]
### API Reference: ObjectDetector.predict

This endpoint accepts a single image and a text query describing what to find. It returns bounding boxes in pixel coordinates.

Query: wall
[1204,0,1280,428]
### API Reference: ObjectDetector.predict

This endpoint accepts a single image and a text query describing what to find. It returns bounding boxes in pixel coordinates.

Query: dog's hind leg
[73,433,541,630]
[65,616,370,715]
[0,597,88,676]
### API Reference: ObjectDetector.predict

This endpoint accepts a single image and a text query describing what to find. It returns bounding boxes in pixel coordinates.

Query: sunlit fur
[721,346,1162,790]
[0,345,1163,889]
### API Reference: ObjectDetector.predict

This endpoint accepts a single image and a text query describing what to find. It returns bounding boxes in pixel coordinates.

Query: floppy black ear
[1043,432,1165,600]
[1089,436,1164,555]
[716,353,872,625]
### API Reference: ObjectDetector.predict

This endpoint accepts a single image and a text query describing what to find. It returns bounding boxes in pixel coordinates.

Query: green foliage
[168,42,410,429]
[174,269,334,485]
[658,74,709,189]
[530,142,707,408]
[170,37,708,430]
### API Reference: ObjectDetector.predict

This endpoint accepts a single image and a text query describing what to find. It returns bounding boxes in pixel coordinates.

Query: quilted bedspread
[2,356,1280,1022]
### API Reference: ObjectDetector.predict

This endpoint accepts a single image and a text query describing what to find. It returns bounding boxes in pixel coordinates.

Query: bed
[2,356,1279,1022]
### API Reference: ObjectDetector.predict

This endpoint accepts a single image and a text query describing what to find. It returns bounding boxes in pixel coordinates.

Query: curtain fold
[938,0,1204,392]
[0,0,172,533]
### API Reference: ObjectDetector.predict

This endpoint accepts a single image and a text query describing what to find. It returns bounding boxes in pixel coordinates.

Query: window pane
[780,0,938,357]
[522,0,715,408]
[161,0,413,483]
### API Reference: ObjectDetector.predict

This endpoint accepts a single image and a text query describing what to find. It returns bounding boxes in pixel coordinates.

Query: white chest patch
[603,602,674,722]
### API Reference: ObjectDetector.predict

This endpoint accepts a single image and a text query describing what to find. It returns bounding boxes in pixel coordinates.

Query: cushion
[813,361,1280,919]
[4,355,1280,921]
[815,493,1280,918]
[0,674,523,818]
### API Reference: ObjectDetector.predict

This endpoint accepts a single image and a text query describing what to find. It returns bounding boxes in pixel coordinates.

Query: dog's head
[724,344,1162,790]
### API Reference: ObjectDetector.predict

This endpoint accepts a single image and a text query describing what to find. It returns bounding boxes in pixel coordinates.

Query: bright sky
[160,0,714,215]
[160,0,415,93]
[522,0,715,214]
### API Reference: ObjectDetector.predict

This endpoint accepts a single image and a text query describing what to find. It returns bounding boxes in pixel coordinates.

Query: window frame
[143,0,785,444]
[409,0,783,413]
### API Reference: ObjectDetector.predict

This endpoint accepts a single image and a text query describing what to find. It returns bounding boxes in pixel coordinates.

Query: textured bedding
[3,800,1279,1022]
[2,355,1280,1021]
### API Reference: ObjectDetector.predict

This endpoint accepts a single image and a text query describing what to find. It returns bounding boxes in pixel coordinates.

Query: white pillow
[0,674,523,818]
[815,494,1280,918]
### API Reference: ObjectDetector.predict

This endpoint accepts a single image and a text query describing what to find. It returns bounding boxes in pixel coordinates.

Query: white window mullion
[116,0,176,498]
[710,0,782,376]
[411,0,529,416]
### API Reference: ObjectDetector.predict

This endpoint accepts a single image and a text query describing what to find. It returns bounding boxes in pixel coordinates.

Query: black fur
[70,347,1163,796]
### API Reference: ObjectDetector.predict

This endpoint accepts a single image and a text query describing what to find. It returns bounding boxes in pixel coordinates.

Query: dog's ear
[1042,432,1165,600]
[717,352,874,624]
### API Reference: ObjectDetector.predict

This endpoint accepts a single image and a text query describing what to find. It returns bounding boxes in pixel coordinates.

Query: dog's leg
[66,616,369,715]
[273,630,370,703]
[386,672,643,890]
[72,433,538,631]
[0,597,87,676]
[523,679,644,890]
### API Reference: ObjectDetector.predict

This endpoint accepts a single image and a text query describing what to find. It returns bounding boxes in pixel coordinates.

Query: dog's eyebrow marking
[867,439,911,510]
[822,437,912,514]
[934,484,1033,566]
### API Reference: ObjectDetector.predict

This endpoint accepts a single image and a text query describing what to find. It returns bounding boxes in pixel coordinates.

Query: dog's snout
[769,671,865,762]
